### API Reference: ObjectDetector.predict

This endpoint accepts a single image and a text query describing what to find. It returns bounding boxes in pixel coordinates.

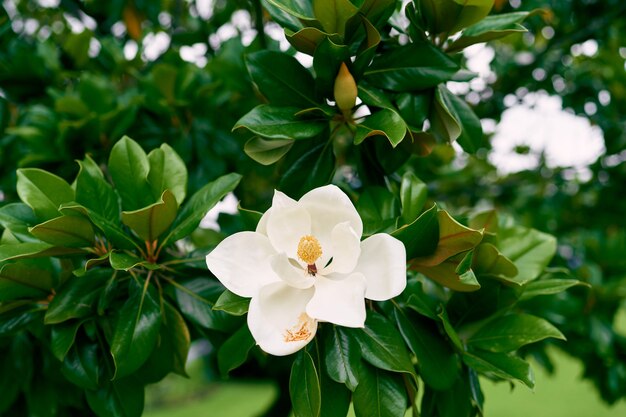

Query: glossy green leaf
[313,0,358,36]
[354,109,408,147]
[290,349,321,417]
[447,12,529,53]
[404,281,438,320]
[174,278,239,332]
[110,279,161,379]
[415,251,481,292]
[62,341,100,390]
[437,308,464,351]
[351,311,417,381]
[0,203,39,243]
[234,105,327,140]
[393,306,458,390]
[448,0,495,34]
[392,204,439,259]
[85,377,144,417]
[364,43,458,92]
[433,85,484,153]
[396,92,430,130]
[265,0,315,20]
[30,215,95,248]
[473,242,518,279]
[499,226,557,285]
[279,142,335,199]
[244,137,295,165]
[353,364,407,417]
[147,143,188,205]
[413,210,483,267]
[109,252,157,271]
[463,350,534,388]
[213,289,250,316]
[468,313,566,352]
[51,320,82,361]
[161,173,241,247]
[16,168,75,221]
[286,27,340,56]
[399,172,427,225]
[0,261,52,301]
[519,278,590,300]
[108,136,153,211]
[352,16,382,77]
[356,186,399,235]
[75,155,120,223]
[122,189,178,242]
[45,270,110,324]
[313,37,350,98]
[319,370,351,417]
[246,51,319,108]
[323,325,361,391]
[0,304,45,337]
[218,324,255,376]
[0,242,82,262]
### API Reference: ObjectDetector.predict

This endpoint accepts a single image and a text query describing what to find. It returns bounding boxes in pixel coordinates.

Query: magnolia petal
[206,232,279,298]
[270,253,315,289]
[306,273,367,328]
[266,190,311,259]
[248,282,317,356]
[354,234,407,301]
[299,185,363,267]
[321,222,361,275]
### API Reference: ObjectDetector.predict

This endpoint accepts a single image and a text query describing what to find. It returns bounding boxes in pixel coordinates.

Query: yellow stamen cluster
[297,235,322,266]
[284,313,314,342]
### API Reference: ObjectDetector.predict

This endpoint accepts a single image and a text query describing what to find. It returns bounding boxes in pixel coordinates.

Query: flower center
[297,235,322,274]
[284,313,314,343]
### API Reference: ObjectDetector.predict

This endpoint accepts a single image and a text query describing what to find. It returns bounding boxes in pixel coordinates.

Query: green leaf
[85,377,144,417]
[279,142,335,199]
[404,281,438,320]
[463,350,534,388]
[437,308,464,351]
[352,16,381,77]
[473,242,518,279]
[313,36,351,98]
[0,242,83,262]
[213,289,250,316]
[323,325,361,391]
[45,270,110,324]
[353,364,407,417]
[351,311,417,381]
[122,190,178,242]
[75,155,120,223]
[393,306,458,390]
[519,278,589,301]
[29,215,95,248]
[319,370,351,417]
[234,105,327,140]
[313,0,358,36]
[16,168,75,221]
[51,320,82,361]
[109,251,158,271]
[161,173,241,247]
[412,210,483,267]
[218,324,255,377]
[399,172,428,225]
[108,136,153,211]
[392,204,439,259]
[174,278,239,332]
[286,27,340,56]
[448,0,495,34]
[0,203,39,243]
[448,18,527,53]
[244,137,295,166]
[265,0,315,20]
[365,43,458,92]
[0,304,45,337]
[415,251,481,292]
[432,85,484,152]
[356,186,400,235]
[147,143,188,205]
[0,261,53,301]
[246,51,320,108]
[290,349,321,417]
[62,341,100,390]
[468,314,566,352]
[498,225,557,285]
[354,109,408,148]
[110,279,162,379]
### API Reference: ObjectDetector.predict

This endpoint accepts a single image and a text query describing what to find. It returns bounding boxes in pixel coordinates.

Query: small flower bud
[334,63,358,112]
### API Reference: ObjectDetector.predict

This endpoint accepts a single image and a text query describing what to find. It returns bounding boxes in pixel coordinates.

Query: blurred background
[1,0,625,416]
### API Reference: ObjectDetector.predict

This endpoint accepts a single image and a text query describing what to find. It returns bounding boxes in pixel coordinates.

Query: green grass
[144,347,626,417]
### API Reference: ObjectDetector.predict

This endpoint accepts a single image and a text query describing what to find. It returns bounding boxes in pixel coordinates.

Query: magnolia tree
[0,1,588,417]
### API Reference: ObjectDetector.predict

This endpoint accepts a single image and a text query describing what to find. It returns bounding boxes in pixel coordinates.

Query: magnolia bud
[334,63,358,112]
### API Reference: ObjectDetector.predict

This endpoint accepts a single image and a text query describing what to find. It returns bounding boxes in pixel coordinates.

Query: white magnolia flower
[206,185,407,356]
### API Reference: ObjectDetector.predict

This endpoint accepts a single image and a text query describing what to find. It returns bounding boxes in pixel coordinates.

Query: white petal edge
[270,253,315,289]
[353,234,407,301]
[206,231,279,298]
[299,185,363,268]
[321,222,361,275]
[306,273,366,328]
[248,282,317,356]
[266,190,311,259]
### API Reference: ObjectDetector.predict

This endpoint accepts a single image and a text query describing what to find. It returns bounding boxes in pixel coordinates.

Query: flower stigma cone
[206,185,407,356]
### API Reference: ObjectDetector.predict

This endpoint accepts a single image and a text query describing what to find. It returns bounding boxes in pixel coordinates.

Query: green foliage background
[0,1,624,416]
